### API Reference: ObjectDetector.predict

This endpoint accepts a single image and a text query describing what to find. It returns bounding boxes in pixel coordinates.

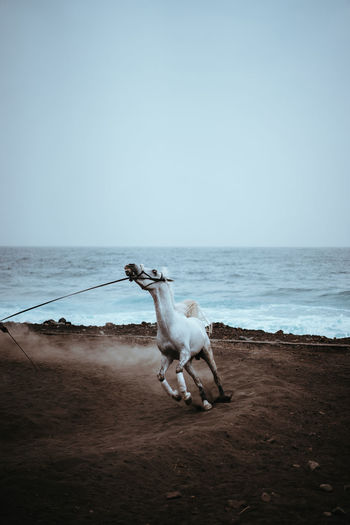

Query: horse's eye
[152,269,157,275]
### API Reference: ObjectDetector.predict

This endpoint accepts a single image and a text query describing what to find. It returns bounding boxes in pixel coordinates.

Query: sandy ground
[0,323,349,524]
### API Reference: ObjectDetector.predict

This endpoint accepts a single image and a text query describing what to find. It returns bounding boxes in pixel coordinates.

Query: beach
[1,322,349,524]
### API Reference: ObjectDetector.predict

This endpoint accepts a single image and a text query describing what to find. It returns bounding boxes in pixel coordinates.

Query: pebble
[320,484,333,492]
[323,511,332,517]
[308,460,320,471]
[226,499,246,510]
[261,492,271,503]
[166,491,182,500]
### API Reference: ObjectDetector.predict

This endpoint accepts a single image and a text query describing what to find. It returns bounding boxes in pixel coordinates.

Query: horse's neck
[149,284,176,335]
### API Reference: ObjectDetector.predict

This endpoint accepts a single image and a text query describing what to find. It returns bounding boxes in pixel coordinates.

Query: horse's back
[187,316,210,353]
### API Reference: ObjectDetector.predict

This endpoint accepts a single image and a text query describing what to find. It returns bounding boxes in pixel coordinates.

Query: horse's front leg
[157,354,181,402]
[176,348,192,405]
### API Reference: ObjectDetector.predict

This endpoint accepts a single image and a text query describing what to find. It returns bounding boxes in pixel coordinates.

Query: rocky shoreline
[4,319,350,348]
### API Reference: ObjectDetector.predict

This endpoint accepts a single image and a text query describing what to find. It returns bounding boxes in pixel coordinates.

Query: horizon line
[1,245,349,249]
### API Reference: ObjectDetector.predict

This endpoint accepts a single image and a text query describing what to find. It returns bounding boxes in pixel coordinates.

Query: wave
[263,287,315,296]
[204,304,350,339]
[2,302,349,339]
[320,290,350,298]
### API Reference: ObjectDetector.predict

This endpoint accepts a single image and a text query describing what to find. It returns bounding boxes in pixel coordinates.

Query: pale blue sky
[1,0,349,246]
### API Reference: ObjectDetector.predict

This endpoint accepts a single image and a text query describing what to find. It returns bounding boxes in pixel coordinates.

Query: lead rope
[0,323,39,371]
[0,275,130,370]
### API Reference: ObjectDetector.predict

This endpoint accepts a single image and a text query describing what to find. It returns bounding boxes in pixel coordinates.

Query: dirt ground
[0,323,349,524]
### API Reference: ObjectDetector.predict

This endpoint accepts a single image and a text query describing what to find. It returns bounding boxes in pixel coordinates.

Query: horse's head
[124,263,173,291]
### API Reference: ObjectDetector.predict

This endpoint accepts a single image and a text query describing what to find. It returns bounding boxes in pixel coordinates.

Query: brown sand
[0,322,349,524]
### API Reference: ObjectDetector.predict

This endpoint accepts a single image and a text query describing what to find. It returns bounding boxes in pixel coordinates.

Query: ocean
[0,247,349,338]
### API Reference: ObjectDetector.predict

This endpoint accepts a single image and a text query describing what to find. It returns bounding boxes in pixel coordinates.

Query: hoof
[202,400,212,411]
[215,392,233,403]
[172,390,182,402]
[184,392,192,405]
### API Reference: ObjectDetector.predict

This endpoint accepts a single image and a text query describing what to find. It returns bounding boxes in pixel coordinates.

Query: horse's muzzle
[124,264,137,280]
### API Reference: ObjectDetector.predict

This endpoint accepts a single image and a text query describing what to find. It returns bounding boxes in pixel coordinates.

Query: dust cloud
[0,324,160,372]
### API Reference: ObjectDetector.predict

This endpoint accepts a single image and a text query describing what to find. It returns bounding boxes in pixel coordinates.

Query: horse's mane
[175,299,213,336]
[161,267,213,336]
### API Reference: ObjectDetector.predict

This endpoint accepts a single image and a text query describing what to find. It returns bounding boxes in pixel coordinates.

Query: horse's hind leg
[202,346,232,402]
[184,361,212,411]
[158,354,181,402]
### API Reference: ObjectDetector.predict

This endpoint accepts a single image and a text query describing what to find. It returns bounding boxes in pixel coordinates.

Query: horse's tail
[176,299,213,336]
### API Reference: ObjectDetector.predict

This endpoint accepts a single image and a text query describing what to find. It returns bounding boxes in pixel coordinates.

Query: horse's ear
[161,266,173,282]
[161,266,169,277]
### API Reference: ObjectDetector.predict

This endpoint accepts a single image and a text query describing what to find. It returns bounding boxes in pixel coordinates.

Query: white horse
[125,263,232,411]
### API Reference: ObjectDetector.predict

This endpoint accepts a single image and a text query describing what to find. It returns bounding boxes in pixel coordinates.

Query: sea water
[0,247,349,338]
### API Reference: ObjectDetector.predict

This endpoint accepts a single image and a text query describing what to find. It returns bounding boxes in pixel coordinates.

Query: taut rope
[0,276,130,323]
[0,275,130,369]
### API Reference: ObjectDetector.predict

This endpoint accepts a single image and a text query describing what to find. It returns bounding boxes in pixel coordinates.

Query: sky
[0,0,349,247]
